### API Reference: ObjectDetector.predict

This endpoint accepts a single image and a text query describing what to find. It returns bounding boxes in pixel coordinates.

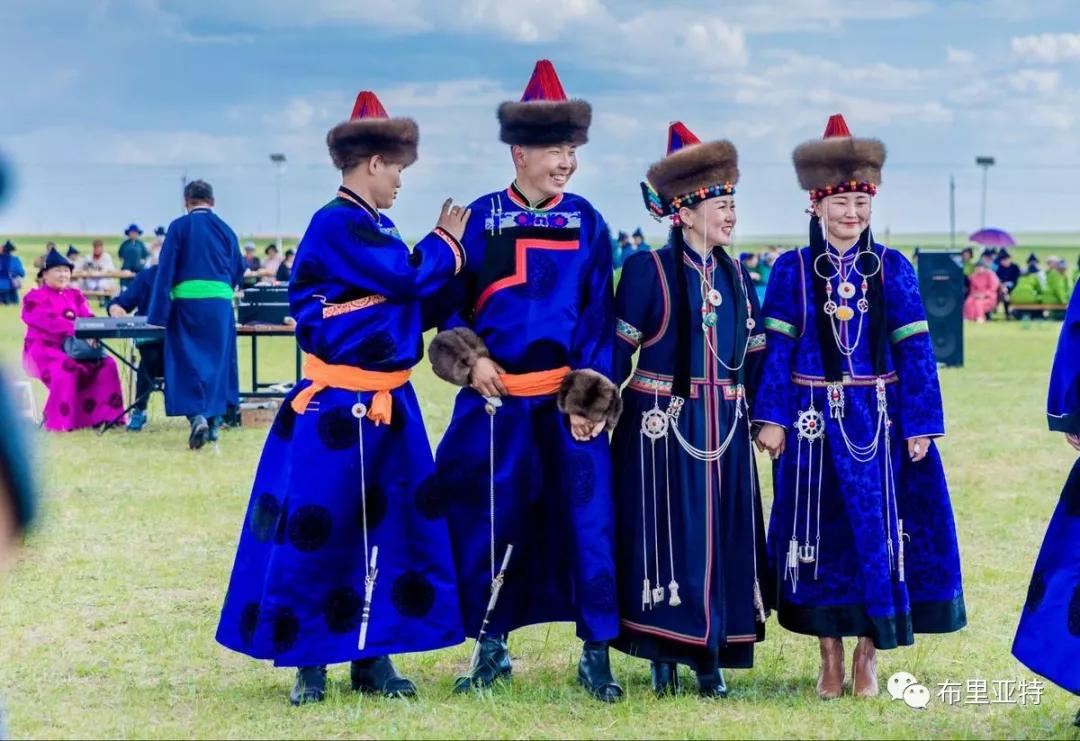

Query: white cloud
[1011,32,1080,63]
[1006,69,1062,95]
[946,46,976,64]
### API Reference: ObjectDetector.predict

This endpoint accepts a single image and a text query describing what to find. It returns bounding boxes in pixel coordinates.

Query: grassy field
[0,297,1078,738]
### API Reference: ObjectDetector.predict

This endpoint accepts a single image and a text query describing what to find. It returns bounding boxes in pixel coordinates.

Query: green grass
[0,299,1078,737]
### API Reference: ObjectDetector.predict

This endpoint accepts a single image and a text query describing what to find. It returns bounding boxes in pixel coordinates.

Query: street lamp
[269,153,287,251]
[975,156,995,229]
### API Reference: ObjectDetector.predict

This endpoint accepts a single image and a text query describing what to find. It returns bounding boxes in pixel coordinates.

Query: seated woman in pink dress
[22,250,126,431]
[963,262,1001,323]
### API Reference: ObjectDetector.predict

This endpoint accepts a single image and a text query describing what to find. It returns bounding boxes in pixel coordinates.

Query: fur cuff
[557,369,622,428]
[428,327,489,386]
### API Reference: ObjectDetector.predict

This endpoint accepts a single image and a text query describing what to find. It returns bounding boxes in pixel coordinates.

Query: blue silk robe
[1013,284,1080,693]
[146,208,244,418]
[755,243,966,649]
[610,244,770,671]
[216,192,466,666]
[429,185,619,642]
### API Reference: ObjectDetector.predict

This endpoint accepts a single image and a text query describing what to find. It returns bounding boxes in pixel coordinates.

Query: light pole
[975,156,995,229]
[269,153,287,251]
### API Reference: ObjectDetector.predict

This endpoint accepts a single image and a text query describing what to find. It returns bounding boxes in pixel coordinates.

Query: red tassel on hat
[822,113,852,139]
[520,59,569,102]
[666,121,701,155]
[350,91,389,120]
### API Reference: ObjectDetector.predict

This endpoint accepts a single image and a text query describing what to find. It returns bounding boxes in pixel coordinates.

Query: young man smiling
[427,60,623,702]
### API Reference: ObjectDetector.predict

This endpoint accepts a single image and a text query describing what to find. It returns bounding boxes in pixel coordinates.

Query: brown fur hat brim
[646,140,739,203]
[326,118,419,172]
[498,100,591,146]
[428,327,489,386]
[557,369,622,429]
[792,136,885,192]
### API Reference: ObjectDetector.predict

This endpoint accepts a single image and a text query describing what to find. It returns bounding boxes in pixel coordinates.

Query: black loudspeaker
[917,250,964,367]
[237,286,290,325]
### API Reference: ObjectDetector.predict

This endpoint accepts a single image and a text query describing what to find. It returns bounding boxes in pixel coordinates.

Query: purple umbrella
[968,228,1016,247]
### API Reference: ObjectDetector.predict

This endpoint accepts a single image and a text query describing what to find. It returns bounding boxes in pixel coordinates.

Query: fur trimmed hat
[498,60,591,146]
[792,114,885,200]
[326,91,419,171]
[641,122,738,219]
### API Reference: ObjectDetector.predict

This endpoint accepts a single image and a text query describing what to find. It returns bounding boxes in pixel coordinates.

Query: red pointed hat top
[822,113,852,139]
[350,91,389,121]
[666,121,701,156]
[520,59,568,102]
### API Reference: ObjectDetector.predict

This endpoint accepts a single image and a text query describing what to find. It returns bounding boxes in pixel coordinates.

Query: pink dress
[21,285,126,431]
[963,269,1000,322]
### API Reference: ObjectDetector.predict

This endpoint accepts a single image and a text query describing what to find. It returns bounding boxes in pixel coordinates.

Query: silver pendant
[838,281,856,299]
[823,300,838,316]
[702,312,718,328]
[707,288,723,307]
[351,402,368,419]
[652,584,666,604]
[746,317,756,331]
[795,408,825,441]
[786,537,799,569]
[484,395,503,416]
[668,580,682,607]
[798,544,817,564]
[857,298,869,313]
[641,407,669,440]
[642,578,653,610]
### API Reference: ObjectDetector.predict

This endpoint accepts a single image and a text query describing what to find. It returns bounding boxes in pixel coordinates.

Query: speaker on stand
[916,250,965,367]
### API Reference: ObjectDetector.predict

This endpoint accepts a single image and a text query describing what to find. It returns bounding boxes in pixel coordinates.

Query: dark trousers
[135,341,165,411]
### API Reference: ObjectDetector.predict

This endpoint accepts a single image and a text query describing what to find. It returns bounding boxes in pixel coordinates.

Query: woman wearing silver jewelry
[609,122,770,698]
[754,114,965,700]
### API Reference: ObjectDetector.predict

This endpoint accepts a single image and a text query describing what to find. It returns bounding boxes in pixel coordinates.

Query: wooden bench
[1009,303,1068,312]
[83,289,120,299]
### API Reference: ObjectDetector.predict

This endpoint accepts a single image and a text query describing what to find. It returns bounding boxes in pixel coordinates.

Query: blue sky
[2,0,1080,241]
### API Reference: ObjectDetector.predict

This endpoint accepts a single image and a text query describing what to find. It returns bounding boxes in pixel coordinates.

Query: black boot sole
[453,667,512,693]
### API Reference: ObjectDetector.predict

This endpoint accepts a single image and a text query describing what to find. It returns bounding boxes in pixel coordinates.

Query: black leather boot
[650,661,680,697]
[289,665,327,706]
[697,667,728,698]
[578,641,624,703]
[187,414,209,450]
[453,633,512,693]
[350,655,417,697]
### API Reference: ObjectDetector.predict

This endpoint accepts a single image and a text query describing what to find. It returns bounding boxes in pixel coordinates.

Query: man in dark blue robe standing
[147,180,245,449]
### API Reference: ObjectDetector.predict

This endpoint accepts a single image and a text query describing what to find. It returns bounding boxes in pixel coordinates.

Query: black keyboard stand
[95,339,162,434]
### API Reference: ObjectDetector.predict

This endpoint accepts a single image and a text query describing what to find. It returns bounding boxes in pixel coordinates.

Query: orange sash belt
[291,355,411,425]
[498,366,570,397]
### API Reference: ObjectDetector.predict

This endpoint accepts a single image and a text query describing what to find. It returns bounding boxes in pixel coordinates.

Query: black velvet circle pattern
[286,504,333,552]
[317,406,357,450]
[323,586,364,633]
[250,493,282,542]
[391,571,436,618]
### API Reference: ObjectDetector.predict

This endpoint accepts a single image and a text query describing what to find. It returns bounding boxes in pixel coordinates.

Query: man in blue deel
[147,180,244,449]
[426,59,624,703]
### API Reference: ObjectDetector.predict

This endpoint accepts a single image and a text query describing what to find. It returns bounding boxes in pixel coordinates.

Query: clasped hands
[469,357,604,442]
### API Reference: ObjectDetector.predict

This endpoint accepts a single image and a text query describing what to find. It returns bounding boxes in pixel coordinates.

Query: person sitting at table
[107,264,163,432]
[963,261,1001,323]
[275,248,294,284]
[21,250,126,431]
[260,244,283,278]
[78,239,117,296]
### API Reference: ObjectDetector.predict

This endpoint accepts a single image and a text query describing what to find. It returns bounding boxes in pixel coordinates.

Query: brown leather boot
[851,636,879,697]
[817,637,844,700]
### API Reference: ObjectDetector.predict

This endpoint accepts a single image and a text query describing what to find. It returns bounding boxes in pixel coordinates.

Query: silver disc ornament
[795,408,826,441]
[641,407,669,440]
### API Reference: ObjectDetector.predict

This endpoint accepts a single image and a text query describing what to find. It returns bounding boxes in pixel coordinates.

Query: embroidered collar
[507,182,563,212]
[337,186,379,220]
